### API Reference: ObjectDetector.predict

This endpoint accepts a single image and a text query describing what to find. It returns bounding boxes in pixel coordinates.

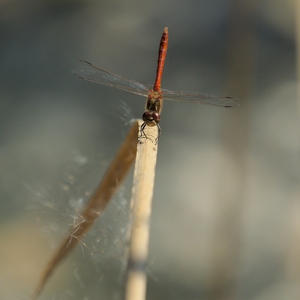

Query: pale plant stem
[124,120,159,300]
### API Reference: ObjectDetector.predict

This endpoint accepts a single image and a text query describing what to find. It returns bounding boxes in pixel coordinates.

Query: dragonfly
[73,27,239,139]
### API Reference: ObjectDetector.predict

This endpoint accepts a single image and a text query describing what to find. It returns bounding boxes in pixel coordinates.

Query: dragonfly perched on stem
[73,27,239,140]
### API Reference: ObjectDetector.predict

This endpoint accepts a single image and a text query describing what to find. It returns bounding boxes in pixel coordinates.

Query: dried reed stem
[124,120,159,300]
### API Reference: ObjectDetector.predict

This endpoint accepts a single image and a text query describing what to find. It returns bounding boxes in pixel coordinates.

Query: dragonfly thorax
[146,91,163,113]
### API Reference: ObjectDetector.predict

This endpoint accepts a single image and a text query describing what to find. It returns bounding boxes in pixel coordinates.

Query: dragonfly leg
[138,122,147,142]
[138,122,160,144]
[155,123,161,144]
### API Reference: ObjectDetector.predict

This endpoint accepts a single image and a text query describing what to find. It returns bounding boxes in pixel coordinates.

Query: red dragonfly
[73,28,239,138]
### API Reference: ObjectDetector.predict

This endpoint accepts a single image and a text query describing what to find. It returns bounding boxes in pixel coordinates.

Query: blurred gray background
[0,0,299,299]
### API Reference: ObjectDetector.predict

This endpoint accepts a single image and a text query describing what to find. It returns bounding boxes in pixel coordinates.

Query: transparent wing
[162,88,240,108]
[73,60,151,98]
[73,61,240,108]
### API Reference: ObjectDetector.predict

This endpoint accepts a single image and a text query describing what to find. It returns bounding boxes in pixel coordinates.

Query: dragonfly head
[143,110,160,126]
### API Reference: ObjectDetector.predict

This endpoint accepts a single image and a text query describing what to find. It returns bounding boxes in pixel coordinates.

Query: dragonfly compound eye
[143,111,160,126]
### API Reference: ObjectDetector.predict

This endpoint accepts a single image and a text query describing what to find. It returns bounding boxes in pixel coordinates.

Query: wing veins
[161,89,240,107]
[73,61,151,97]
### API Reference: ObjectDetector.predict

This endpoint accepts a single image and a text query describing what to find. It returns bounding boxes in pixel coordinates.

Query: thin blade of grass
[33,121,139,299]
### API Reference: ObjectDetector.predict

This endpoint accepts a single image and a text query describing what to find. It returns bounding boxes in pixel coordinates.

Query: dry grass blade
[32,121,139,299]
[125,120,159,300]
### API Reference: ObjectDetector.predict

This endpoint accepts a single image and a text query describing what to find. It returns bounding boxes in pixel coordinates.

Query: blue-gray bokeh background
[0,1,298,299]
